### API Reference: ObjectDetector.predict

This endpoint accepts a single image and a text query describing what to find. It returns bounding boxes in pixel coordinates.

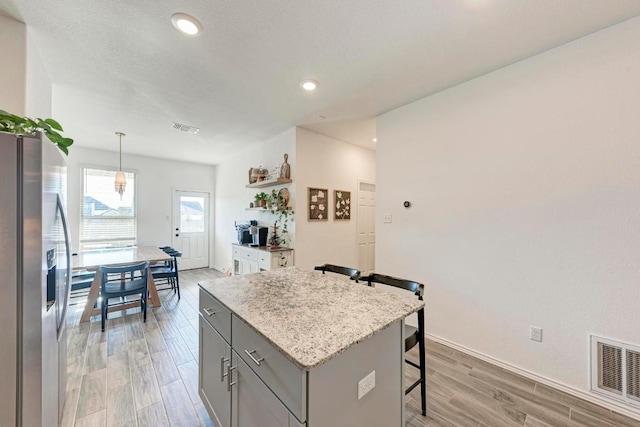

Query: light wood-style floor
[61,269,640,427]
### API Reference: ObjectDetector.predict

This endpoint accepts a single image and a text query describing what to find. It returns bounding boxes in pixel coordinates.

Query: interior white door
[172,190,209,270]
[357,182,376,275]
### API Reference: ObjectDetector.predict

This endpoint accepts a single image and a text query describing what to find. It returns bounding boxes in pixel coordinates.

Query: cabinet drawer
[233,246,258,262]
[199,289,231,343]
[258,253,271,270]
[232,315,306,422]
[243,249,258,262]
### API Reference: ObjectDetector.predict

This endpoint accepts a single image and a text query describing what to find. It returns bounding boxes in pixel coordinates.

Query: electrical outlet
[383,214,392,223]
[357,370,376,400]
[530,326,542,342]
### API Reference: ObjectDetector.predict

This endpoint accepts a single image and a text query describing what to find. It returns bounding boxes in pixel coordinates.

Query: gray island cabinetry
[198,268,423,427]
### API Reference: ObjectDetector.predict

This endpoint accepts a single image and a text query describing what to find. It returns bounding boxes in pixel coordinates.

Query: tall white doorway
[357,181,376,276]
[172,190,210,270]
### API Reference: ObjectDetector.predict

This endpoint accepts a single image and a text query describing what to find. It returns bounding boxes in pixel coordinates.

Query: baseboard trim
[426,333,640,421]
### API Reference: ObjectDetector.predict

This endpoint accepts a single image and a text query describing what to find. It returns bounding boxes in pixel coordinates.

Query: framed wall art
[308,187,328,221]
[334,190,351,220]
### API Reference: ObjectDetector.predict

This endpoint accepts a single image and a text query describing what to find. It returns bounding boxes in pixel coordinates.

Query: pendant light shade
[115,132,126,198]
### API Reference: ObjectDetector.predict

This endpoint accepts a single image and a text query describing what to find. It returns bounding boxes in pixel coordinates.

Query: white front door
[172,190,209,270]
[357,181,376,275]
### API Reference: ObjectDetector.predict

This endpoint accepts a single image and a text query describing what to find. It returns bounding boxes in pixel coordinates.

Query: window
[80,167,136,251]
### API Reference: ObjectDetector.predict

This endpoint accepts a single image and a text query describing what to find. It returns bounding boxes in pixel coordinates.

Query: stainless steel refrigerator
[0,132,71,426]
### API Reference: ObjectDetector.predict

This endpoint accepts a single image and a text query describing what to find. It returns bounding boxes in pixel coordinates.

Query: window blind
[81,168,136,250]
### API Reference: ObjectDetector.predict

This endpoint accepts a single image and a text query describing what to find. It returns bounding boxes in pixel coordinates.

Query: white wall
[67,146,216,264]
[25,31,52,118]
[377,14,640,404]
[295,128,376,271]
[0,14,26,115]
[0,15,51,118]
[213,128,296,271]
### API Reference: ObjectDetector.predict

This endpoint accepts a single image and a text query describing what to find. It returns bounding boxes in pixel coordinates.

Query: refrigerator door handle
[56,194,71,340]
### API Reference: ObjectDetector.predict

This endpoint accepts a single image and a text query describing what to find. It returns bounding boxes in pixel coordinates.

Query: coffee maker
[249,224,268,247]
[235,221,252,244]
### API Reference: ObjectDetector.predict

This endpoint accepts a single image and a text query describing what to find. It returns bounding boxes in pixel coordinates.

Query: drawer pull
[244,349,264,366]
[203,308,216,316]
[220,356,229,382]
[227,365,237,391]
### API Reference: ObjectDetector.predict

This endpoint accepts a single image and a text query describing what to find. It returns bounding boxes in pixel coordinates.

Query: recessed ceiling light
[300,80,319,91]
[372,138,377,142]
[171,13,202,35]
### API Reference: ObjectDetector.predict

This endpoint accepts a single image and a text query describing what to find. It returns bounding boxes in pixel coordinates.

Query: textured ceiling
[2,0,640,164]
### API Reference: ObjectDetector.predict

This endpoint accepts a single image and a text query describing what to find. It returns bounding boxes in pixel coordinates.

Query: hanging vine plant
[261,189,294,247]
[0,109,74,155]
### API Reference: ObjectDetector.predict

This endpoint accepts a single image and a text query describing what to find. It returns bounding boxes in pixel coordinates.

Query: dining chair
[152,251,182,299]
[314,264,361,282]
[361,273,426,415]
[99,261,149,332]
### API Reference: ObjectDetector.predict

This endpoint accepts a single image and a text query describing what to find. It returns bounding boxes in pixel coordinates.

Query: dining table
[73,246,173,323]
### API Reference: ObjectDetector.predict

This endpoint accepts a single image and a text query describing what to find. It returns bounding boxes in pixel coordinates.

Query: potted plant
[0,109,74,154]
[267,189,283,209]
[254,192,268,207]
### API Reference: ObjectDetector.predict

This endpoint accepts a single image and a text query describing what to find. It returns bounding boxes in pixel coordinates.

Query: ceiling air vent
[591,335,640,407]
[171,122,200,134]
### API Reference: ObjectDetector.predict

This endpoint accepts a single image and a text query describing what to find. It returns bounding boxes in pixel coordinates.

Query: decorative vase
[279,154,290,179]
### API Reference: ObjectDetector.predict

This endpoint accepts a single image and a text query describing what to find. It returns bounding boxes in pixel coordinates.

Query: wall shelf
[245,207,293,212]
[246,178,292,189]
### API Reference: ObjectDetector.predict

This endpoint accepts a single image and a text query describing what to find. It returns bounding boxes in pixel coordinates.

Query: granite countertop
[198,267,424,370]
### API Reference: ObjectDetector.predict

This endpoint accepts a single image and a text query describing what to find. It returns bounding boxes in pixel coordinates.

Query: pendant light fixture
[114,132,126,198]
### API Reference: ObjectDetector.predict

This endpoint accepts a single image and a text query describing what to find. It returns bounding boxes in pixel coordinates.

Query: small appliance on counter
[235,221,252,244]
[249,225,268,247]
[235,220,268,246]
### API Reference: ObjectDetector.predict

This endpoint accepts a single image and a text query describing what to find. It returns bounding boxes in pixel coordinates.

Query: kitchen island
[198,267,424,427]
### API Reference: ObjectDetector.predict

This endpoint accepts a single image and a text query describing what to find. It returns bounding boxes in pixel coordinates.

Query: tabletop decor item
[0,109,74,154]
[248,166,268,183]
[334,190,351,220]
[254,192,268,207]
[280,153,291,179]
[308,187,328,221]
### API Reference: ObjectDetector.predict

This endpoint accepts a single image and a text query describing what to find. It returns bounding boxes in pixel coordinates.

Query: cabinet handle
[226,365,237,391]
[244,349,264,366]
[220,356,229,382]
[203,308,216,316]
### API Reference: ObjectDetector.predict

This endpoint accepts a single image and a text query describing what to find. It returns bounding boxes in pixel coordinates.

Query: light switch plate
[358,370,376,400]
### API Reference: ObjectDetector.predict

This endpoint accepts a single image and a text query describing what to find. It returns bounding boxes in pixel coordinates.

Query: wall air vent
[171,122,200,134]
[591,335,640,407]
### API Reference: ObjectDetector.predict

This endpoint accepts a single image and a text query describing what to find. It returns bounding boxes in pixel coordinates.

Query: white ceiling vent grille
[591,335,640,408]
[171,122,200,134]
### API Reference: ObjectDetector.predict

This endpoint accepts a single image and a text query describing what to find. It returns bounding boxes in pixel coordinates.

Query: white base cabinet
[232,244,293,275]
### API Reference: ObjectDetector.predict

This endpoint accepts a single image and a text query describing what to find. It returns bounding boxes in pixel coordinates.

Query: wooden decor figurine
[280,153,291,179]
